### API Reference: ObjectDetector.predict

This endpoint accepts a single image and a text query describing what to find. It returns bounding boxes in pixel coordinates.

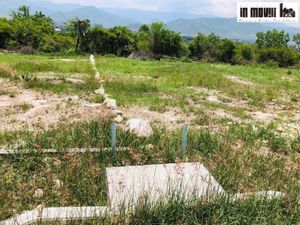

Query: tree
[137,24,152,53]
[189,33,207,59]
[109,26,136,56]
[218,39,236,63]
[10,6,55,49]
[0,18,12,48]
[293,33,300,50]
[71,19,91,52]
[137,22,183,57]
[66,19,90,53]
[81,26,115,54]
[39,33,75,53]
[256,29,290,49]
[150,22,164,55]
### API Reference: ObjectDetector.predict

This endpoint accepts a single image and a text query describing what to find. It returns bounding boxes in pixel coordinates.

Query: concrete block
[106,162,224,207]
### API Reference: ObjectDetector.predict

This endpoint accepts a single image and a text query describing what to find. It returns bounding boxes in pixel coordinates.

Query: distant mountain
[0,0,134,27]
[166,17,300,41]
[49,6,135,27]
[0,0,299,41]
[102,8,207,24]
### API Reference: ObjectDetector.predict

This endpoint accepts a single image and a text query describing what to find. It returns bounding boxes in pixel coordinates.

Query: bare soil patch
[50,58,88,62]
[226,75,254,86]
[0,79,111,131]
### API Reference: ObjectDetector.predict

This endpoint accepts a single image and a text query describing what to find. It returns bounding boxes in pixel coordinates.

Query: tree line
[1,6,300,67]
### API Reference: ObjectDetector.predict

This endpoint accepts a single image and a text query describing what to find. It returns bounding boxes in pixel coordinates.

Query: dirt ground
[0,78,111,132]
[121,85,300,139]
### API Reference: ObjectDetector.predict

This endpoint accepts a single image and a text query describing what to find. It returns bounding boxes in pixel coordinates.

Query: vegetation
[0,118,299,223]
[0,5,300,224]
[0,6,300,67]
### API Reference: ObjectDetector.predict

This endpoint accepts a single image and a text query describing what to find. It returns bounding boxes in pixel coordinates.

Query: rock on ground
[126,118,153,137]
[104,98,117,109]
[94,87,105,95]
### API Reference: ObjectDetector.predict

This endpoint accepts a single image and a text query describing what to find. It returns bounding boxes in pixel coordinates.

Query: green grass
[0,54,299,223]
[98,56,300,110]
[0,54,93,75]
[0,54,99,94]
[0,119,299,222]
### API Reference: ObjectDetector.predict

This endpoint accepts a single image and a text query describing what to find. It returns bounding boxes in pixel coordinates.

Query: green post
[111,122,117,157]
[181,125,188,155]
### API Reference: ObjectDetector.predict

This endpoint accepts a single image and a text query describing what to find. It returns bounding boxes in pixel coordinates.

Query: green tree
[109,26,136,56]
[137,22,183,57]
[10,6,54,49]
[256,29,290,49]
[66,19,90,53]
[218,39,236,63]
[189,33,207,59]
[82,26,115,54]
[137,24,152,52]
[0,18,12,48]
[39,33,75,53]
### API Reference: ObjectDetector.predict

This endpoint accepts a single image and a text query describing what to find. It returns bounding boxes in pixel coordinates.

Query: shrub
[7,40,20,51]
[258,48,299,67]
[234,44,254,65]
[39,34,74,53]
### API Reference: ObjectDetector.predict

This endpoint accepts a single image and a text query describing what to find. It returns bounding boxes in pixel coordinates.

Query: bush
[39,34,74,53]
[7,40,20,51]
[19,46,34,54]
[218,39,236,63]
[235,44,254,64]
[258,48,299,67]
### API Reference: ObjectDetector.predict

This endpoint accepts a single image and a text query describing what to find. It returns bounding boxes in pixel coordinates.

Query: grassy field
[0,53,299,224]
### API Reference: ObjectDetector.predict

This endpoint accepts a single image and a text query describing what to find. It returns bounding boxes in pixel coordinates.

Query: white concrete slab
[106,162,224,207]
[2,206,107,225]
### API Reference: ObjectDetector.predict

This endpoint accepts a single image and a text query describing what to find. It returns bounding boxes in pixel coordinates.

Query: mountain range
[1,0,299,41]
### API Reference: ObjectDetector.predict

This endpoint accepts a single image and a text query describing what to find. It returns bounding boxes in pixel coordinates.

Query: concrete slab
[106,162,224,207]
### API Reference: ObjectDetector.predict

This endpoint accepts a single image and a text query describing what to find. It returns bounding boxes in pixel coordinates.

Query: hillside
[166,17,300,40]
[0,0,300,41]
[50,6,134,27]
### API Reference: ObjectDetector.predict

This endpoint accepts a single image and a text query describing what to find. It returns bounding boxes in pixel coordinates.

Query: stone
[90,55,95,64]
[94,87,105,95]
[125,119,153,137]
[111,110,123,117]
[106,163,224,207]
[114,115,123,123]
[104,98,117,110]
[95,72,101,80]
[33,189,44,198]
[146,144,154,150]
